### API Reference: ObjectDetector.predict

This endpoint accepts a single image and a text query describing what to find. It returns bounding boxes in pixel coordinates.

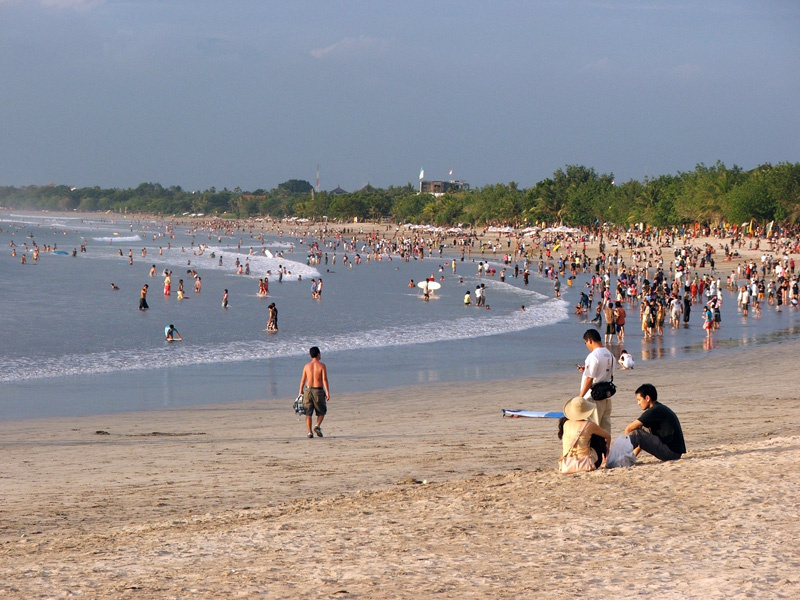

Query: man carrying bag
[577,328,615,432]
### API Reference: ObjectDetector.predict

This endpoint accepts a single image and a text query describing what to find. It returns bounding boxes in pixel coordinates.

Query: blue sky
[1,0,798,192]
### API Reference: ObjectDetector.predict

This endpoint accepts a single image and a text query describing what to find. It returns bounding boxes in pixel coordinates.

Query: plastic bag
[606,435,636,468]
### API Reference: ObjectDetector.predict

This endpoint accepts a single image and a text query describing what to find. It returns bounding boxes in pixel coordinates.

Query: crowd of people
[7,214,798,456]
[558,327,686,474]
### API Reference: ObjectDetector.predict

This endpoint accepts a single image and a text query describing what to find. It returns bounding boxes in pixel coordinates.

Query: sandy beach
[2,214,798,598]
[2,334,800,599]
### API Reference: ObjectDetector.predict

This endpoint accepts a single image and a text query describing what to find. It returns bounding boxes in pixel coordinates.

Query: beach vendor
[624,383,685,461]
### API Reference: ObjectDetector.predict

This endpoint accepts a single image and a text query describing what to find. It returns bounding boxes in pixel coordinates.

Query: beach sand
[2,336,800,599]
[2,215,796,597]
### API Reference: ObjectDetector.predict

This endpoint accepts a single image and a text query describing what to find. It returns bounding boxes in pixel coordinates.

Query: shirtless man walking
[298,346,331,438]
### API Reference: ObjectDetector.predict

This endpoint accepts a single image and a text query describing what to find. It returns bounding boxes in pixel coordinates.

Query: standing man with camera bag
[576,328,616,432]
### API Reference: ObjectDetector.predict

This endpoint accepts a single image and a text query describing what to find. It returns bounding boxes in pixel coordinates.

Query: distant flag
[419,167,424,180]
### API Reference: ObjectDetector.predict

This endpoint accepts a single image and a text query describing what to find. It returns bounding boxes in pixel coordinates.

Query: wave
[460,275,549,300]
[3,214,124,232]
[78,243,322,282]
[0,299,568,383]
[92,235,143,242]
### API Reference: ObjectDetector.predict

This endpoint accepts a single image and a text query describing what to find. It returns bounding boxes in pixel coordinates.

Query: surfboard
[53,250,69,255]
[502,409,565,419]
[417,280,442,291]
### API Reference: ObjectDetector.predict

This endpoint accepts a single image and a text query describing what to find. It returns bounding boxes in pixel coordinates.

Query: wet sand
[2,337,800,599]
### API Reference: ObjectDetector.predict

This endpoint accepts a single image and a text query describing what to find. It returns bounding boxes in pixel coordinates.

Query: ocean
[1,213,797,420]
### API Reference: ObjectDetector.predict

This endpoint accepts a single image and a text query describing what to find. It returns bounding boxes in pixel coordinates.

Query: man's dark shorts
[303,387,327,416]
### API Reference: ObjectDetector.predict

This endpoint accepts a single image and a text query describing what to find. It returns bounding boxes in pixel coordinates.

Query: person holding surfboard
[417,279,441,299]
[164,324,182,342]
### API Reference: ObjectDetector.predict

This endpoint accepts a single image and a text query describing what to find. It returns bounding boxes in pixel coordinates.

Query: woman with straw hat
[558,396,611,474]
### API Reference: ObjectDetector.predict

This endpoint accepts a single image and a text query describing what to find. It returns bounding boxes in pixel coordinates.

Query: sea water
[1,213,798,420]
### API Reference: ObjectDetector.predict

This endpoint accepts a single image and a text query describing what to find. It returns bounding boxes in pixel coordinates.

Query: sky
[1,0,799,193]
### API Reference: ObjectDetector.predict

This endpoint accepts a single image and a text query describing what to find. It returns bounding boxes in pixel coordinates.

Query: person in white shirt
[618,349,635,370]
[576,328,615,432]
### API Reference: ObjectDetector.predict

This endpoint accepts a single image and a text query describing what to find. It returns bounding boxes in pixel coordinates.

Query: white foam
[3,214,120,232]
[460,275,549,300]
[79,243,322,282]
[195,245,321,280]
[92,235,143,243]
[0,299,568,383]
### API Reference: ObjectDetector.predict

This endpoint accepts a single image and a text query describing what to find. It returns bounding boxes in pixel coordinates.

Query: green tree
[295,191,331,220]
[278,179,313,195]
[724,172,778,225]
[391,193,428,223]
[676,162,743,223]
[471,183,522,225]
[329,194,367,221]
[762,162,800,222]
[522,179,563,224]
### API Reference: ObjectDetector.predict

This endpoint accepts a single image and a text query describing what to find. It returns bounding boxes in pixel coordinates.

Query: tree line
[2,161,799,228]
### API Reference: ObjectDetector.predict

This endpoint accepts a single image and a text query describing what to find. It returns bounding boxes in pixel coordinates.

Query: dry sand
[2,337,800,599]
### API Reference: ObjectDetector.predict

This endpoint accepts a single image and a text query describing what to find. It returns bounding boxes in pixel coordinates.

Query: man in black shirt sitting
[624,383,686,461]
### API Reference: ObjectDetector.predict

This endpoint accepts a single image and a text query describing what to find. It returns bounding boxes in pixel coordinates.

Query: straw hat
[563,396,598,421]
